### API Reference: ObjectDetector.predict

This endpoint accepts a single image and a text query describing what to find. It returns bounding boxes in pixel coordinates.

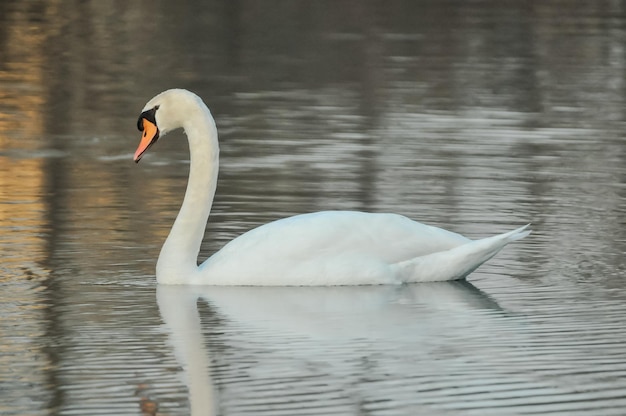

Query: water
[2,1,626,414]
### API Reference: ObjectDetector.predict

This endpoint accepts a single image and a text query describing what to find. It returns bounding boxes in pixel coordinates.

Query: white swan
[134,89,530,285]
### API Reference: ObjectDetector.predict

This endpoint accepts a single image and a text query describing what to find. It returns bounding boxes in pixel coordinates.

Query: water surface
[1,1,626,415]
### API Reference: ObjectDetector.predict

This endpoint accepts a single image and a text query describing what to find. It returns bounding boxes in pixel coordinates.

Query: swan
[134,89,530,285]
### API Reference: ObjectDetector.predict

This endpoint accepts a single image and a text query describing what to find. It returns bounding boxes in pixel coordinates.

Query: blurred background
[2,1,626,415]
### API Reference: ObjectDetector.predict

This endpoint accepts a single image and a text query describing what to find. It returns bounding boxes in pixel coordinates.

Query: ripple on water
[140,282,626,415]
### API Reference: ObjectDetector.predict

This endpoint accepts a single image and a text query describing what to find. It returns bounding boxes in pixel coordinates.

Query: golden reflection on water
[0,4,54,403]
[0,157,48,277]
[0,0,50,278]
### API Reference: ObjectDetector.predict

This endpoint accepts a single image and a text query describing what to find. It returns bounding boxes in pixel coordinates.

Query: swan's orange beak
[134,118,159,163]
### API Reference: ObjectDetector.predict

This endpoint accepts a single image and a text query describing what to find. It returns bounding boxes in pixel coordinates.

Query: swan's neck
[157,109,219,283]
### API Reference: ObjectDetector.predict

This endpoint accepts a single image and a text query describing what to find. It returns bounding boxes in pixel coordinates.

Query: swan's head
[134,89,205,162]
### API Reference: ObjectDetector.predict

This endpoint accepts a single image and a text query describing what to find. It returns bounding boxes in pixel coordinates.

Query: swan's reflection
[156,281,504,415]
[157,284,218,415]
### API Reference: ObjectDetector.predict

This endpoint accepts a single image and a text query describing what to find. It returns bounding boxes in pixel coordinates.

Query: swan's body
[134,89,530,285]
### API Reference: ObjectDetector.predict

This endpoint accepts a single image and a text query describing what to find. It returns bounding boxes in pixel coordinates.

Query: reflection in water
[158,286,218,416]
[0,8,52,403]
[158,280,626,415]
[156,281,503,415]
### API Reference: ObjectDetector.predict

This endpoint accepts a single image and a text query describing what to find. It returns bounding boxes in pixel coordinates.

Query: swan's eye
[137,105,160,132]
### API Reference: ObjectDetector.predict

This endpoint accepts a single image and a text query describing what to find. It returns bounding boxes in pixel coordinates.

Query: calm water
[2,1,626,415]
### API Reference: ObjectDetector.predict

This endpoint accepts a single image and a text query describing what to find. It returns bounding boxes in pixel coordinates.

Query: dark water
[2,1,626,415]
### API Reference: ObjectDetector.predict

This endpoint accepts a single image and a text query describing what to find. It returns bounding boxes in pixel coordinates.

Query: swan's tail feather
[391,224,531,283]
[502,223,532,243]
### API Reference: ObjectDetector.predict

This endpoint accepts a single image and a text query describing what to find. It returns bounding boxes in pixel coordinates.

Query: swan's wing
[212,211,468,262]
[200,211,469,284]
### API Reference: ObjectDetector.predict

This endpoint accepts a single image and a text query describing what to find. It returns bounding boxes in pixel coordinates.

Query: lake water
[2,1,626,415]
